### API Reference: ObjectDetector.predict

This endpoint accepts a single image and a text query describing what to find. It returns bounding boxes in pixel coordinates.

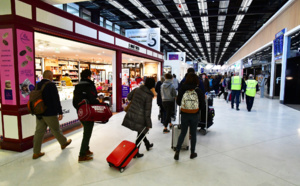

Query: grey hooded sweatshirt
[161,79,176,102]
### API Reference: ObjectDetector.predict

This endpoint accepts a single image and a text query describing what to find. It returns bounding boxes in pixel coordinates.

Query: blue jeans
[231,90,241,109]
[176,113,198,153]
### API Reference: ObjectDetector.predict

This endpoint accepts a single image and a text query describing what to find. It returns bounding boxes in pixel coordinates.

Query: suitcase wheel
[108,163,112,167]
[199,129,207,135]
[120,168,125,173]
[185,146,189,150]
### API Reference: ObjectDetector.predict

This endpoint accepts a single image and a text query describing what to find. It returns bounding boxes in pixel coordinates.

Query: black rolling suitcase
[199,99,215,135]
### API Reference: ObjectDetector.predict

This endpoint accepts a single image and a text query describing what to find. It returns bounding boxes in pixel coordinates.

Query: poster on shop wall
[0,28,16,105]
[17,29,35,105]
[122,68,130,98]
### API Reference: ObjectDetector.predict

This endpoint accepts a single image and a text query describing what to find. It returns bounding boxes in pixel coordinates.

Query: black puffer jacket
[122,85,154,133]
[177,84,205,114]
[73,79,99,110]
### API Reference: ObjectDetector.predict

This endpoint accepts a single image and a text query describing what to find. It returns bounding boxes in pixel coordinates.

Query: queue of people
[31,68,258,164]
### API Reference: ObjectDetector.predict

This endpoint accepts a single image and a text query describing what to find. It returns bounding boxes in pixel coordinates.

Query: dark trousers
[79,120,94,157]
[246,95,255,111]
[224,92,228,100]
[159,105,166,123]
[136,131,150,150]
[176,113,198,153]
[231,90,241,109]
[162,101,174,128]
[241,92,245,100]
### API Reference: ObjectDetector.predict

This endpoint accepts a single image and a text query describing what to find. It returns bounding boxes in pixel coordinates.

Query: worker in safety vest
[245,74,259,112]
[228,72,244,111]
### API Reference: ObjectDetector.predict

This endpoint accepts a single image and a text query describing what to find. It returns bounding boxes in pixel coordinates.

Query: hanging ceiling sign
[125,28,161,52]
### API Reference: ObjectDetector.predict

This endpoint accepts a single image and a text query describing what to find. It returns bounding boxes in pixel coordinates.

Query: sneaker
[78,156,93,162]
[61,139,72,150]
[86,150,93,156]
[163,129,170,133]
[231,105,234,109]
[190,153,197,159]
[32,152,45,159]
[174,151,180,160]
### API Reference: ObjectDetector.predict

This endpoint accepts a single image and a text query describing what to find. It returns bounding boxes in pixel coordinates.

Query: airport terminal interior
[1,0,300,185]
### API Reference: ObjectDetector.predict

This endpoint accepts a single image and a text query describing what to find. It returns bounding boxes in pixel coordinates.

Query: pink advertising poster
[0,28,16,105]
[17,29,35,105]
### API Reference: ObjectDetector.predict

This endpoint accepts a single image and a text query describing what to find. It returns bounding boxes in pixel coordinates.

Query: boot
[174,150,180,160]
[134,152,144,158]
[145,141,154,151]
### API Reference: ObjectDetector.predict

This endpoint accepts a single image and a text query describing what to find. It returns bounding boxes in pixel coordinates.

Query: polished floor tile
[0,95,299,186]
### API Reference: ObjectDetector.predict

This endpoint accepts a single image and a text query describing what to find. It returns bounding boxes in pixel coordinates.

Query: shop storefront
[242,45,272,98]
[0,0,163,151]
[281,26,300,107]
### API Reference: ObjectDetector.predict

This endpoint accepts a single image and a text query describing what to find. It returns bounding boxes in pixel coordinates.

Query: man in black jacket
[33,70,72,159]
[73,69,100,162]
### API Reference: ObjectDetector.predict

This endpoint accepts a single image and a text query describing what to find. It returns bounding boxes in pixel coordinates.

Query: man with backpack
[174,73,205,160]
[32,70,72,159]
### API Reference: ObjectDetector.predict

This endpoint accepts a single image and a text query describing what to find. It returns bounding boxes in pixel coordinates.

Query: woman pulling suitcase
[174,73,205,160]
[122,78,156,158]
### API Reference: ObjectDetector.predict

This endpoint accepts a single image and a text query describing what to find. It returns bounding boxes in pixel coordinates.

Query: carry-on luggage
[171,108,189,151]
[208,97,213,106]
[106,128,147,173]
[199,98,215,135]
[77,99,112,123]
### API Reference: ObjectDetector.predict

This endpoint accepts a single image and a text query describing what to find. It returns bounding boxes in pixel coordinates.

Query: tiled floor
[1,96,300,186]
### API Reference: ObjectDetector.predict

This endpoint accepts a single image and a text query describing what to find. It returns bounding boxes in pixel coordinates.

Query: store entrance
[121,54,160,109]
[274,63,282,98]
[35,32,115,112]
[284,56,300,105]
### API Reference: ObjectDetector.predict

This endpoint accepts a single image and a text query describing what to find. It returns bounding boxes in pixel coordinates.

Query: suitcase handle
[136,127,148,147]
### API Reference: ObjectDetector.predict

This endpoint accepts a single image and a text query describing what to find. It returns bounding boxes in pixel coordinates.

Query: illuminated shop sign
[128,43,140,52]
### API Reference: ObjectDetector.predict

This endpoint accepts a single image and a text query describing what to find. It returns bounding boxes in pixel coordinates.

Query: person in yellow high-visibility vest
[228,72,245,111]
[245,74,259,112]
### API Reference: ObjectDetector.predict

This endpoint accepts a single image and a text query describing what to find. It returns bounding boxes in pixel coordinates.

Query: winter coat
[177,84,206,114]
[161,79,176,102]
[37,79,62,116]
[202,78,210,92]
[73,79,99,110]
[155,81,163,106]
[172,78,179,90]
[122,85,154,133]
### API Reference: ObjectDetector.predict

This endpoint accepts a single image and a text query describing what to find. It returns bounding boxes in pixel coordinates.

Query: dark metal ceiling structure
[76,0,288,64]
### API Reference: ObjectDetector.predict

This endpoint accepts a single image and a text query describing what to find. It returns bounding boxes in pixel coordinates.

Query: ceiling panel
[72,0,289,65]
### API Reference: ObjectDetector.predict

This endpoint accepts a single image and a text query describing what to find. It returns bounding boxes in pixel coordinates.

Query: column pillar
[116,50,123,112]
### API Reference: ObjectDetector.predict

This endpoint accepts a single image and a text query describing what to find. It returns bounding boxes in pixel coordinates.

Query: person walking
[155,77,166,123]
[217,76,225,98]
[122,78,155,158]
[174,73,205,160]
[73,69,101,162]
[179,68,205,93]
[228,72,244,110]
[33,70,72,160]
[172,74,179,91]
[201,73,210,93]
[245,74,259,112]
[161,73,177,133]
[241,75,247,101]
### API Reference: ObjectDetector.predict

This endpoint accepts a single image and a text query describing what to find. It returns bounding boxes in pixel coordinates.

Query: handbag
[124,90,136,112]
[77,99,112,123]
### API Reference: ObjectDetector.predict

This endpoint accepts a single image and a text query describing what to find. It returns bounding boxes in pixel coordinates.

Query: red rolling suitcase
[106,128,147,173]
